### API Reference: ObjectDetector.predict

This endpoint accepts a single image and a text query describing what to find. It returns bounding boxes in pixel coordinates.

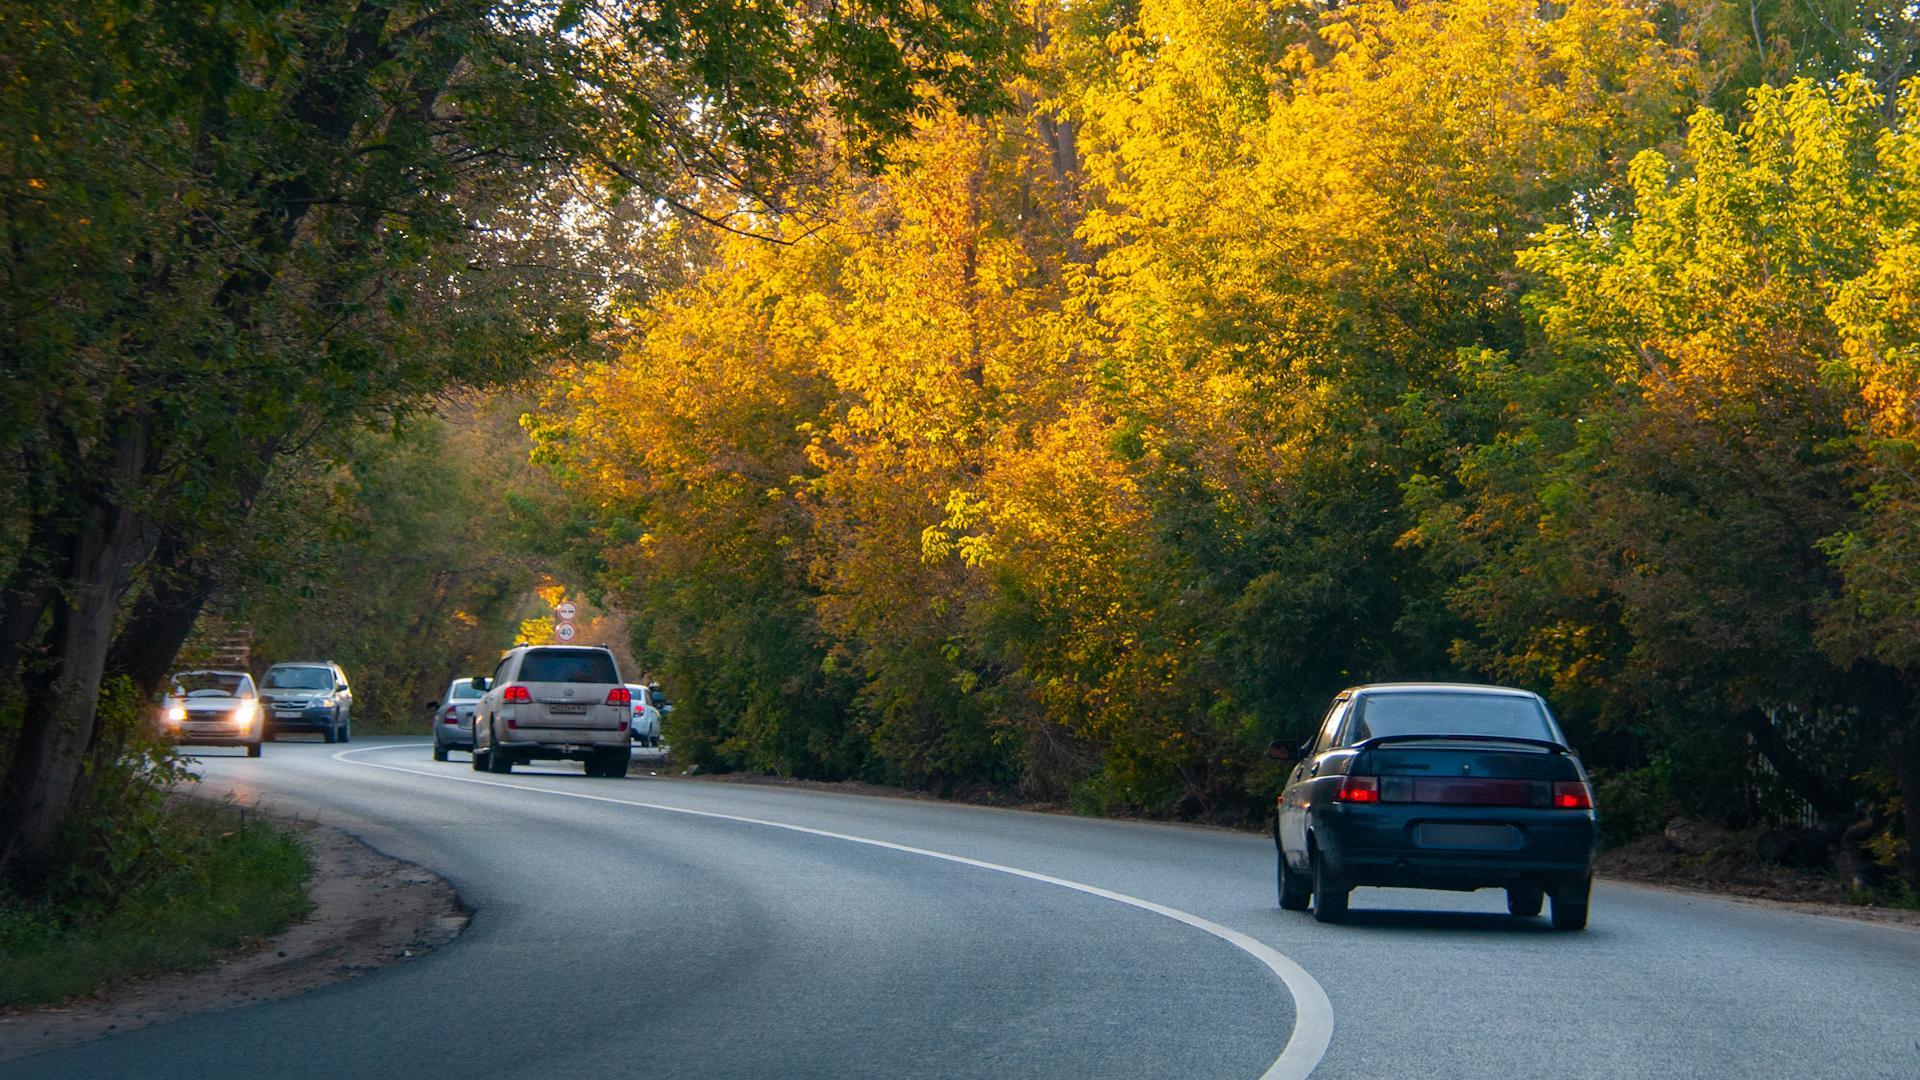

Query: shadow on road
[1334,908,1560,934]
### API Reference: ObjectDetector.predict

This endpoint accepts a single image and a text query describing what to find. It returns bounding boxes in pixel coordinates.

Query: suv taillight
[1552,781,1594,809]
[607,687,631,705]
[442,706,458,724]
[1336,775,1380,803]
[502,685,532,704]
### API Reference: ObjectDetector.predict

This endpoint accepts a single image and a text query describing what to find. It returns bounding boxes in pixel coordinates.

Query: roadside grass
[0,801,313,1009]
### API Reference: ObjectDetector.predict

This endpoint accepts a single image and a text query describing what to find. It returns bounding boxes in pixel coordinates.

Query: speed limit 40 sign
[554,622,577,642]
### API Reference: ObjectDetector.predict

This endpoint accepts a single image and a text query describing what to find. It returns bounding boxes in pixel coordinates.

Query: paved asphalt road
[14,738,1920,1079]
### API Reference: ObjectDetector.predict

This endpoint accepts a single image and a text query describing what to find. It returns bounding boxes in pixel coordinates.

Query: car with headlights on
[259,660,354,743]
[471,645,632,776]
[1271,683,1597,929]
[429,677,484,761]
[161,670,264,756]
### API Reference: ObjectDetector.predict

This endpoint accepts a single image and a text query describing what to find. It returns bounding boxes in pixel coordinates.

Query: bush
[0,677,313,1008]
[0,798,312,1008]
[1590,762,1674,851]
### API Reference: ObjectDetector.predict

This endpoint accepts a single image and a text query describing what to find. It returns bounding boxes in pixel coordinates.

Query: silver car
[430,677,484,761]
[161,670,265,757]
[259,660,354,743]
[471,645,632,777]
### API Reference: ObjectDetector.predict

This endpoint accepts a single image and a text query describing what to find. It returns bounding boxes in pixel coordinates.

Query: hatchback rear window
[1349,692,1553,744]
[518,649,619,684]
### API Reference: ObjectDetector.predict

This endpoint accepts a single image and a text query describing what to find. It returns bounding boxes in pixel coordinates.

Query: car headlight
[316,696,335,708]
[233,702,257,727]
[165,705,185,723]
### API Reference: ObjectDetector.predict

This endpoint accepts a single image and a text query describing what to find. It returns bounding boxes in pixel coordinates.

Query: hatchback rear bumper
[1312,802,1594,891]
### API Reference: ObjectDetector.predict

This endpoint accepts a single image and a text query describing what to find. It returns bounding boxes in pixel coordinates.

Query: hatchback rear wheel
[1550,878,1590,931]
[1278,852,1311,911]
[1310,845,1349,924]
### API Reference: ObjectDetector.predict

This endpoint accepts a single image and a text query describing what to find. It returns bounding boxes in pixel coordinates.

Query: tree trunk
[0,506,70,681]
[0,423,147,893]
[105,536,219,699]
[1895,723,1920,888]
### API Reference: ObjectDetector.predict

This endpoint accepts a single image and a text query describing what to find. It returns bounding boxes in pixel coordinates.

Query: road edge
[335,743,1336,1080]
[0,813,469,1063]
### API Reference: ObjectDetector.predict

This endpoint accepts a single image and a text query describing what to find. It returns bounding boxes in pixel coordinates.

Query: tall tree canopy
[0,0,1021,890]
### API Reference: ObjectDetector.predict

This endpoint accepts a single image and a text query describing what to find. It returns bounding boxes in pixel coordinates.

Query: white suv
[471,645,632,777]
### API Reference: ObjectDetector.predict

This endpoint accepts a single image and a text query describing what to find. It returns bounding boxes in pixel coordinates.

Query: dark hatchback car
[1272,683,1597,930]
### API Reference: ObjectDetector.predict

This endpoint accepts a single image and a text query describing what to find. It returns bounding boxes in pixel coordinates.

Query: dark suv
[259,660,354,743]
[1272,683,1597,929]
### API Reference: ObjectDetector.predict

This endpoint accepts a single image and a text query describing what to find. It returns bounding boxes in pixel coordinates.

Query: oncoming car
[471,645,632,777]
[259,660,354,743]
[1271,683,1598,930]
[160,670,264,757]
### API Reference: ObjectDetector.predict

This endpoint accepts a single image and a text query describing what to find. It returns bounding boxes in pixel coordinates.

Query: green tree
[0,0,1020,890]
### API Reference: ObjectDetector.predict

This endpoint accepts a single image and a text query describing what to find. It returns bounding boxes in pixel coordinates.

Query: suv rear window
[1348,692,1553,743]
[518,649,619,684]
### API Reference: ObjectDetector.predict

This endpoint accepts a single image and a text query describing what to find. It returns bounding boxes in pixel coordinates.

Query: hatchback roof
[1346,682,1539,698]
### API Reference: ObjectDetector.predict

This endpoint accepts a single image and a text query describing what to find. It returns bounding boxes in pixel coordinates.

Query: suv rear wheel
[487,746,514,774]
[587,748,631,778]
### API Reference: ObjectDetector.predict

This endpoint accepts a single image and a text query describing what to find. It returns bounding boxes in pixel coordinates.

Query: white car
[161,670,265,757]
[627,683,663,747]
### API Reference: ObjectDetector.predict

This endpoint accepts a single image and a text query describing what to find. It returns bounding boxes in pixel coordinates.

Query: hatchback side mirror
[1265,739,1296,763]
[425,700,440,711]
[336,681,349,692]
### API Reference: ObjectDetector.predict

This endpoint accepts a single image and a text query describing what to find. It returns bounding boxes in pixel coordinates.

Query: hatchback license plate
[1414,823,1524,851]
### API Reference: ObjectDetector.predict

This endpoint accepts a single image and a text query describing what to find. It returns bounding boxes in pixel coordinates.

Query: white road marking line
[333,744,1335,1079]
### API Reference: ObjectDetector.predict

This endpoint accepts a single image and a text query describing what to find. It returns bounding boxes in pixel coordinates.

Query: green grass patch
[0,801,313,1009]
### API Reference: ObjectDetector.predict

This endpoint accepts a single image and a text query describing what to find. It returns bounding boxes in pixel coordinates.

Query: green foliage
[509,2,1920,885]
[228,406,546,730]
[0,800,311,1008]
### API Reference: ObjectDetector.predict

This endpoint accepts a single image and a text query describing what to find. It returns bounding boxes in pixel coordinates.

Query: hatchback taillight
[1336,775,1381,803]
[502,685,532,704]
[1551,781,1594,809]
[442,706,459,724]
[607,687,631,705]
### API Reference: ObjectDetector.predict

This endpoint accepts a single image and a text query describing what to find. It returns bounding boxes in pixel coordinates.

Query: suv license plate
[549,703,589,715]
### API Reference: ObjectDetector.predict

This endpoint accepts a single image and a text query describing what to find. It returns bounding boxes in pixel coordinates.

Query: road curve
[12,738,1920,1079]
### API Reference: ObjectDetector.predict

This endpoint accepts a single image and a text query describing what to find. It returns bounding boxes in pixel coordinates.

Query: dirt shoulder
[0,818,467,1062]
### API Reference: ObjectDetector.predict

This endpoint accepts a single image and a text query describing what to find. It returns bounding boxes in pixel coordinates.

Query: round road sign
[554,621,577,642]
[556,601,578,621]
